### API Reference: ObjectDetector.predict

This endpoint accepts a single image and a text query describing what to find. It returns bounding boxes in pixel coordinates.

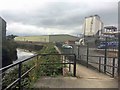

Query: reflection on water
[13,49,34,63]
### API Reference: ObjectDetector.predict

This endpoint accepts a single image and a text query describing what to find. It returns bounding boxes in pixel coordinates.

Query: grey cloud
[0,2,87,26]
[0,1,118,36]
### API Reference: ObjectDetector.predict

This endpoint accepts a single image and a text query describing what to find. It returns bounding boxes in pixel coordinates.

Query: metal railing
[0,53,76,90]
[75,39,118,78]
[79,54,118,77]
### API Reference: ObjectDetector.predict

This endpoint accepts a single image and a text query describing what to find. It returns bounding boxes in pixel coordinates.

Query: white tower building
[83,15,103,36]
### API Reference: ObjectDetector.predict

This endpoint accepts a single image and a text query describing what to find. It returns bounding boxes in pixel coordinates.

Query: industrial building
[81,15,104,44]
[14,34,79,43]
[0,17,6,41]
[99,26,118,40]
[83,15,103,36]
[102,26,117,35]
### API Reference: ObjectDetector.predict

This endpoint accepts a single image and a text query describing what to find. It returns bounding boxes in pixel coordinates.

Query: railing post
[18,63,22,90]
[73,54,76,77]
[104,37,107,73]
[112,58,115,77]
[69,63,71,72]
[36,55,39,72]
[86,43,89,68]
[99,57,101,72]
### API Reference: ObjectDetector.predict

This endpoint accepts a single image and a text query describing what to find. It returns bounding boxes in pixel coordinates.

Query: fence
[77,37,118,77]
[0,53,76,90]
[80,55,118,77]
[56,36,118,77]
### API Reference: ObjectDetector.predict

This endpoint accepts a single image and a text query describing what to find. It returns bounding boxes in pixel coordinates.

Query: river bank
[3,44,63,89]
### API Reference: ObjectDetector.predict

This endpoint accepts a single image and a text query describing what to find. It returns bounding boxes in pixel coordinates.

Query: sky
[0,0,119,36]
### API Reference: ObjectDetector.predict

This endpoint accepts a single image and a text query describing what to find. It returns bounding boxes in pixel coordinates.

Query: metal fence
[0,53,76,90]
[77,37,118,77]
[80,55,118,77]
[57,37,118,78]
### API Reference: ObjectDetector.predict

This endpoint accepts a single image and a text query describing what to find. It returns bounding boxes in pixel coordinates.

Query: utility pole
[118,30,120,90]
[118,2,120,89]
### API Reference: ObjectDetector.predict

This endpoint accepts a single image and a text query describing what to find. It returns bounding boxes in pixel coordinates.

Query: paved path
[33,64,118,88]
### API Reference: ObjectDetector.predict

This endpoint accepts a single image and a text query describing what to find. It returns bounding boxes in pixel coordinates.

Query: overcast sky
[0,0,118,36]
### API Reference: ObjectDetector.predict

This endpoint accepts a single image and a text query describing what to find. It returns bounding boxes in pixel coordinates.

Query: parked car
[97,44,106,49]
[97,41,118,49]
[62,44,73,49]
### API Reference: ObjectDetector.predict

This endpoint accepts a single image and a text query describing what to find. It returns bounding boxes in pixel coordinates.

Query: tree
[6,34,18,40]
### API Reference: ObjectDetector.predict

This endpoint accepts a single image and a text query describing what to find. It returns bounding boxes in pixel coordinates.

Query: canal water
[13,49,35,63]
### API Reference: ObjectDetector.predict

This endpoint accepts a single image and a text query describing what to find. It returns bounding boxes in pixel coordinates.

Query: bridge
[0,45,119,89]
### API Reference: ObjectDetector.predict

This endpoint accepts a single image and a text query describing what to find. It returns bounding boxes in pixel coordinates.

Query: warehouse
[14,34,79,43]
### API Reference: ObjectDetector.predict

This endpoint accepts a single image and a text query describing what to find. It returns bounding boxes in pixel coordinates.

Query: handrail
[80,54,118,77]
[1,53,76,90]
[38,53,76,55]
[0,53,76,71]
[4,65,36,90]
[88,61,118,68]
[82,54,117,58]
[0,55,37,71]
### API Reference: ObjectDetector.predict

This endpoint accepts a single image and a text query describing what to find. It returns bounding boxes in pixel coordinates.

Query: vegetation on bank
[16,42,43,52]
[3,43,62,89]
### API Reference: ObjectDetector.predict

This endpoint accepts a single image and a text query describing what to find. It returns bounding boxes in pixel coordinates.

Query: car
[62,44,73,49]
[97,41,118,49]
[97,44,106,49]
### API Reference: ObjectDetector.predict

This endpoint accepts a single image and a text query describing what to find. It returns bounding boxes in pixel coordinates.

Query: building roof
[49,34,78,38]
[104,26,117,29]
[85,14,100,18]
[0,16,6,23]
[22,34,79,38]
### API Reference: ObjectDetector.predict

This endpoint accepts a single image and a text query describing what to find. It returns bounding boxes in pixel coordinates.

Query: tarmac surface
[34,63,118,88]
